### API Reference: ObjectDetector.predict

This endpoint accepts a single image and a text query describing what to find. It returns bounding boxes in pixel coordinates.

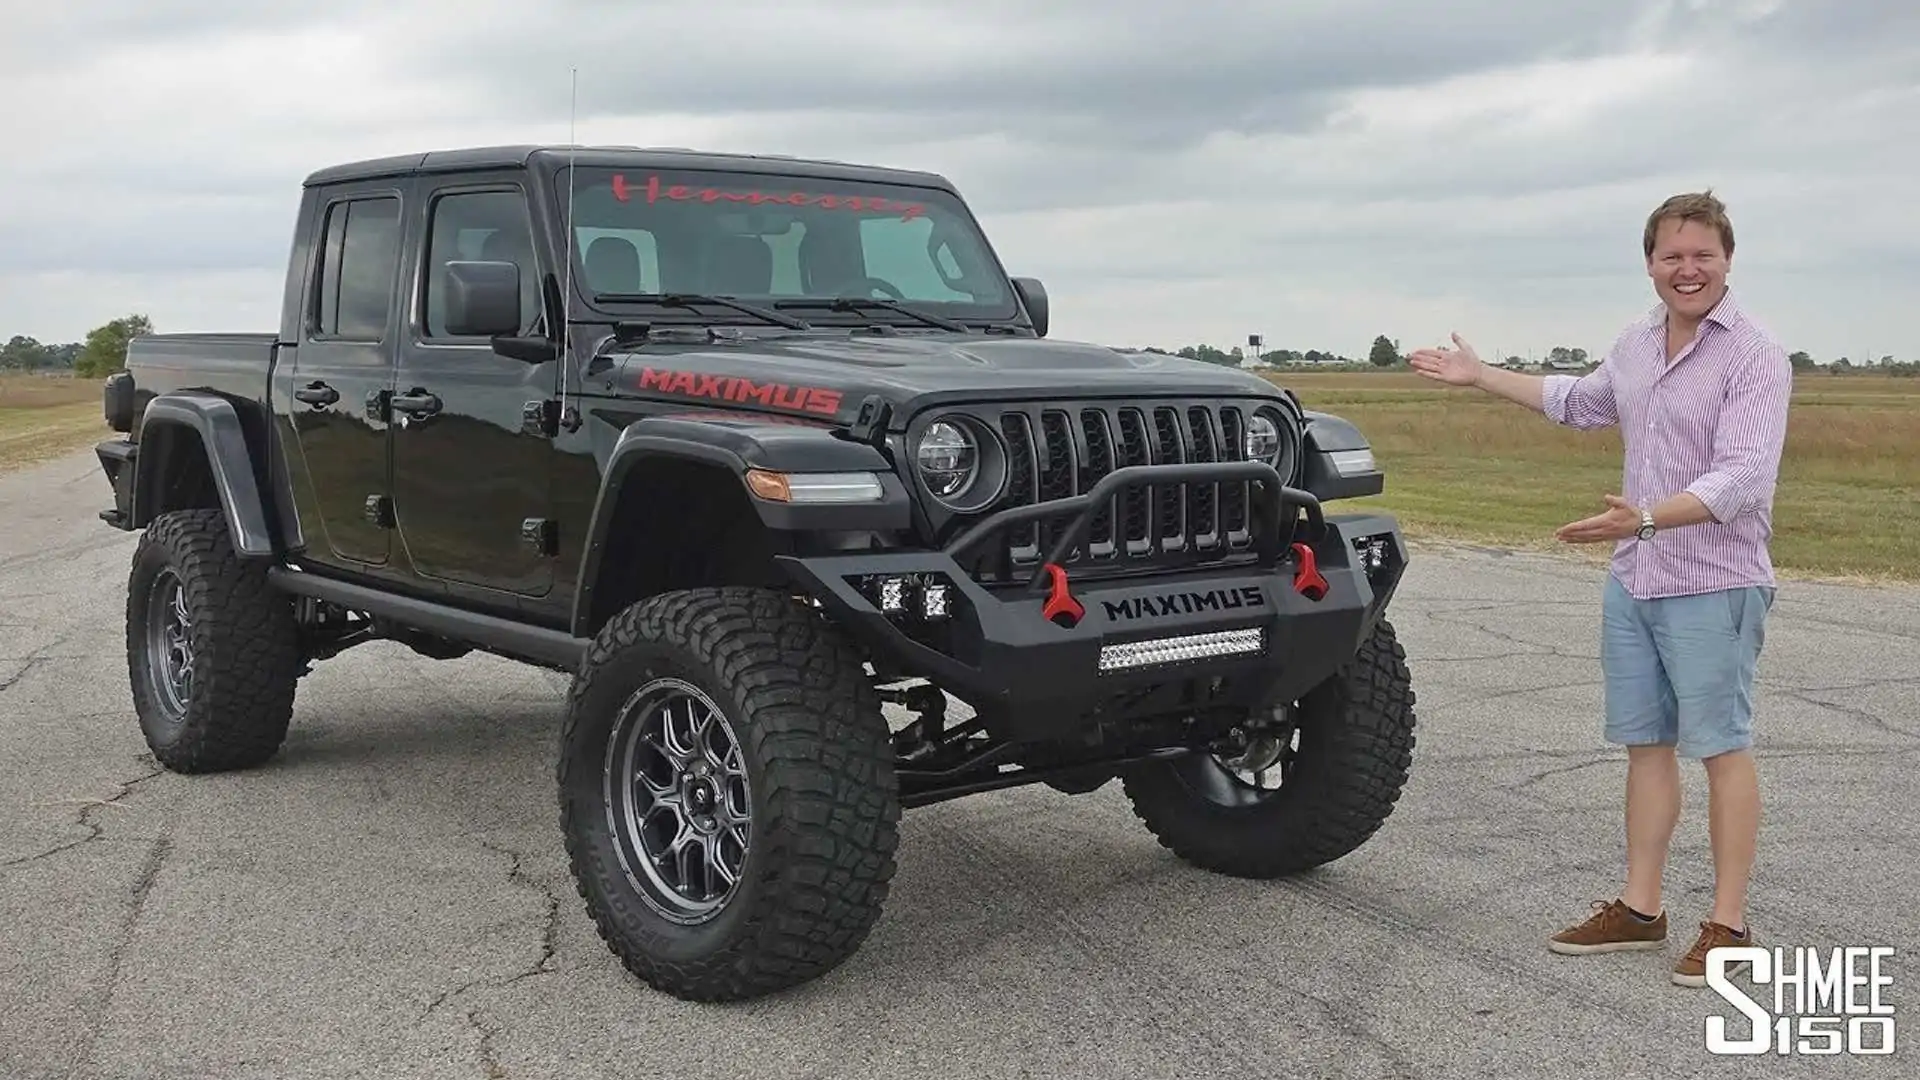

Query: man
[1407,190,1793,987]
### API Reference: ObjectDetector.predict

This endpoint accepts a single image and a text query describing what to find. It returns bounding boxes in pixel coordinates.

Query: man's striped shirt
[1542,287,1794,599]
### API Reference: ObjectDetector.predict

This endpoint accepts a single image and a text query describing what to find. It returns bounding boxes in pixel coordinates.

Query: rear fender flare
[569,417,912,637]
[134,393,275,557]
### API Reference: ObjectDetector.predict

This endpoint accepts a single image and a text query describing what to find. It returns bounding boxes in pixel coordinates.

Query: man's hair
[1643,190,1734,258]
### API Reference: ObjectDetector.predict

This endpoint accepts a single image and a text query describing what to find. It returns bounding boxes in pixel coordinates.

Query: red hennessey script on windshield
[637,367,843,418]
[610,173,924,220]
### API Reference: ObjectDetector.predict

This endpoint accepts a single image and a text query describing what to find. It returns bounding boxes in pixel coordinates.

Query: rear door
[282,180,408,570]
[387,172,559,603]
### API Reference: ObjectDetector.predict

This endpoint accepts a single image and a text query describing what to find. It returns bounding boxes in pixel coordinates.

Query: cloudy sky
[2,0,1914,364]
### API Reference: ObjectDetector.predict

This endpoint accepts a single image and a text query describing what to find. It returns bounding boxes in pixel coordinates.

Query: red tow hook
[1291,542,1329,602]
[1040,563,1084,627]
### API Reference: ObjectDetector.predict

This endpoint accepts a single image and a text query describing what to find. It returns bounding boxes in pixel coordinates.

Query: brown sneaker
[1547,899,1668,954]
[1671,921,1754,987]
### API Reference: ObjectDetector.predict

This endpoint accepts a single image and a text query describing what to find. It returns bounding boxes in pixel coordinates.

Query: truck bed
[124,332,280,406]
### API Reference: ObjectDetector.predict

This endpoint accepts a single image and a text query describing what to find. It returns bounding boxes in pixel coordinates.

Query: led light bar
[1098,627,1266,673]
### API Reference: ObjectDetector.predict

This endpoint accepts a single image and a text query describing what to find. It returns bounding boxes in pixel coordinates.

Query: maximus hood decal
[635,367,843,418]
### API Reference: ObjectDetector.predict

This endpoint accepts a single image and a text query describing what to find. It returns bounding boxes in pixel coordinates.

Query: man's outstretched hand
[1408,333,1485,386]
[1556,494,1641,544]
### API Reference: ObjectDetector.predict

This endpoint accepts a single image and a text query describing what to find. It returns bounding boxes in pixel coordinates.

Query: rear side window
[312,196,402,340]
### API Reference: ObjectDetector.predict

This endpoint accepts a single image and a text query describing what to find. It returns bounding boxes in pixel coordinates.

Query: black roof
[301,144,955,190]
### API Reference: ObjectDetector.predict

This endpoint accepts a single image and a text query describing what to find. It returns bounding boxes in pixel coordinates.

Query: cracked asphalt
[3,447,1915,1079]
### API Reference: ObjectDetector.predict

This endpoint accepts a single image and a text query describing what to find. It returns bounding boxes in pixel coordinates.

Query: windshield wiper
[593,292,812,330]
[775,296,969,332]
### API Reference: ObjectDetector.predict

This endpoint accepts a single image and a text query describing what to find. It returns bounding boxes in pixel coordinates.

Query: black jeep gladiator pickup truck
[93,144,1416,1001]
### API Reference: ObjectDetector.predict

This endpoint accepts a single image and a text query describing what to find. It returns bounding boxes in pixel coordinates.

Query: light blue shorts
[1600,575,1774,759]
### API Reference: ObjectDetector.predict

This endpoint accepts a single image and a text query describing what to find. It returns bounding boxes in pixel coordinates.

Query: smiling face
[1648,218,1731,319]
[1642,192,1735,323]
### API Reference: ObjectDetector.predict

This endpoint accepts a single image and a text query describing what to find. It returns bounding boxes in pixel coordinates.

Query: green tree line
[1134,335,1914,376]
[1,314,153,378]
[1131,335,1577,369]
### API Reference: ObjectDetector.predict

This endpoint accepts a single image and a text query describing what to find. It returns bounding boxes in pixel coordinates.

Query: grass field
[1272,369,1920,585]
[0,374,103,473]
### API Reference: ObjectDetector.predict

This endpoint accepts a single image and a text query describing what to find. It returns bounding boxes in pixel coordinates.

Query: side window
[422,189,539,339]
[312,196,402,340]
[856,217,973,302]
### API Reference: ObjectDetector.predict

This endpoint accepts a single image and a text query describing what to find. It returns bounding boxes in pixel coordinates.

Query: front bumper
[776,460,1407,740]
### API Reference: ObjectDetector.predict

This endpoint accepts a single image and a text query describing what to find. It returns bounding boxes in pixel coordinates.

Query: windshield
[555,166,1018,324]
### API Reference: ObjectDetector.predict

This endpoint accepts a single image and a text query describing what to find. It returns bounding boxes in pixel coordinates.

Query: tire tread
[126,508,301,773]
[1122,617,1417,877]
[558,586,900,1001]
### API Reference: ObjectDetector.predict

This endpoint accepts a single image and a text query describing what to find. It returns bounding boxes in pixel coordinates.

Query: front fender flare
[570,416,913,636]
[134,392,276,556]
[1299,409,1384,501]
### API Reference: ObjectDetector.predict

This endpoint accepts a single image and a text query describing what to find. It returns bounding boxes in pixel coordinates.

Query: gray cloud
[418,0,1644,140]
[0,0,1913,365]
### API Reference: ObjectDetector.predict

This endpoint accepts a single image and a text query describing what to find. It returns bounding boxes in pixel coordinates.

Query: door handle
[294,381,339,407]
[390,390,442,418]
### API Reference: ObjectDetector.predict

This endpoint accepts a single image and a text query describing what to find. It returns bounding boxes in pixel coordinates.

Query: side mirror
[1011,276,1048,338]
[443,260,524,338]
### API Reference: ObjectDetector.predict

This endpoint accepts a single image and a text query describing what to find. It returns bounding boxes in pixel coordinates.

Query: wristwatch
[1635,507,1656,541]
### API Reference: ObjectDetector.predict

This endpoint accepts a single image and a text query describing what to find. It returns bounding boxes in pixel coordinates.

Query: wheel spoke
[659,700,697,761]
[704,833,736,889]
[636,767,676,799]
[670,825,704,891]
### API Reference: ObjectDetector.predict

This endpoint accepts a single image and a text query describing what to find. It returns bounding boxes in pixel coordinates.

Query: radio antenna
[558,65,580,427]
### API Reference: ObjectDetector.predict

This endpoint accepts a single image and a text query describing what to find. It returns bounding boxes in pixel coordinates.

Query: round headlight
[917,420,977,498]
[1245,413,1281,462]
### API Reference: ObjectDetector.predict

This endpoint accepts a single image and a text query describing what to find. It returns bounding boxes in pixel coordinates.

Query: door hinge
[521,399,559,437]
[520,517,557,556]
[363,494,393,528]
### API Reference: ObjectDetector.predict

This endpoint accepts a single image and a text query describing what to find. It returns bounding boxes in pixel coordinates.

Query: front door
[388,177,558,600]
[284,184,406,570]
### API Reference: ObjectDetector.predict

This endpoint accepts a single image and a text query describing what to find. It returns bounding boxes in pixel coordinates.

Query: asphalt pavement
[2,447,1914,1079]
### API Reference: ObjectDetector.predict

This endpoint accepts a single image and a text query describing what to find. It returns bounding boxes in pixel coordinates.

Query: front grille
[958,399,1297,582]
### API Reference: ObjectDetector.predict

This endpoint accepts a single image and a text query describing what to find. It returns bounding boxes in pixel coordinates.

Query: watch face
[1637,524,1656,540]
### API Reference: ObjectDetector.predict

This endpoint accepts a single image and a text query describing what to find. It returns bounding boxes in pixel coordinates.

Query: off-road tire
[1121,616,1416,877]
[126,508,302,773]
[558,586,900,1002]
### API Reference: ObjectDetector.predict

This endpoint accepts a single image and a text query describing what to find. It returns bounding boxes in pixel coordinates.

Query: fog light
[856,573,956,621]
[1350,534,1394,575]
[921,582,950,619]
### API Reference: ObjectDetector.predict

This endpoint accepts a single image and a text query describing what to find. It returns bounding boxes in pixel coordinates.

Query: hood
[578,330,1291,426]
